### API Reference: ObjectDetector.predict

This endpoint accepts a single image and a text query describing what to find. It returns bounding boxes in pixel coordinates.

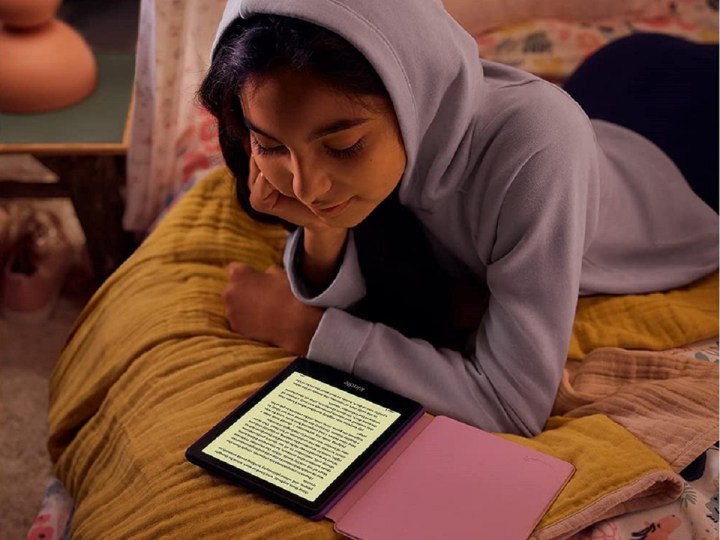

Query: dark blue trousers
[563,33,719,211]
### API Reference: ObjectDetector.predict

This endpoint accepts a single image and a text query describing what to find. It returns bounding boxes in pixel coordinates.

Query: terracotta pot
[0,19,97,113]
[0,0,62,28]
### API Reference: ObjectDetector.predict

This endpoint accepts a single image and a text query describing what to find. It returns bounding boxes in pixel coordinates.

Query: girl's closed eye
[251,133,366,160]
[325,137,365,159]
[250,135,287,156]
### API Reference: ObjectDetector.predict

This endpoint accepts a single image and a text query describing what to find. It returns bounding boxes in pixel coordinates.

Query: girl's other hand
[222,263,323,355]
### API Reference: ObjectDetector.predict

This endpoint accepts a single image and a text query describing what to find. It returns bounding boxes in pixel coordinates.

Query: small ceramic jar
[0,0,63,28]
[0,18,98,112]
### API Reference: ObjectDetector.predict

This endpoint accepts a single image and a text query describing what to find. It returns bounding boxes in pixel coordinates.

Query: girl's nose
[291,159,332,206]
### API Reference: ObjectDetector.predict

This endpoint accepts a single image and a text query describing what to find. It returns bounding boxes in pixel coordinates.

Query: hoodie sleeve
[287,89,599,437]
[283,228,366,308]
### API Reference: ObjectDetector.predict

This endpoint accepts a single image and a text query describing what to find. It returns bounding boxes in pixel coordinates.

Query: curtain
[124,0,226,233]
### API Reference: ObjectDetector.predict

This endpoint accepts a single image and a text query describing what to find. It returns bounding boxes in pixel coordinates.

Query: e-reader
[185,357,424,519]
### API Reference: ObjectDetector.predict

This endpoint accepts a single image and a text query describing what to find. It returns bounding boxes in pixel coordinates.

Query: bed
[31,1,719,539]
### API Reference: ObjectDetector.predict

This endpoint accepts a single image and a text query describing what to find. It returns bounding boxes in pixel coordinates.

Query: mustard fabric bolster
[569,272,718,360]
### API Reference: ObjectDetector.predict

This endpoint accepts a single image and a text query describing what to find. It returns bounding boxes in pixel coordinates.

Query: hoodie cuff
[307,308,373,374]
[283,228,366,308]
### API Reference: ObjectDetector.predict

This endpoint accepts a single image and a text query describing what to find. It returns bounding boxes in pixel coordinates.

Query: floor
[0,288,92,539]
[0,1,139,538]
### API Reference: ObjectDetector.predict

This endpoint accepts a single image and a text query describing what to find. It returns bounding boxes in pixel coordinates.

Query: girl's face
[239,68,407,228]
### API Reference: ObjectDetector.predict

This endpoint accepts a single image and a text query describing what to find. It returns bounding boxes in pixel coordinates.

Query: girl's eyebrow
[244,117,370,143]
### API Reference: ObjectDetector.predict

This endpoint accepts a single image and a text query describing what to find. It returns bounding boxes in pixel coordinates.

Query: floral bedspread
[475,0,719,81]
[574,444,718,540]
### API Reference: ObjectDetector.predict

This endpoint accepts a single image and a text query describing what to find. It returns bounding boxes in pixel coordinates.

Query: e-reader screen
[186,357,424,518]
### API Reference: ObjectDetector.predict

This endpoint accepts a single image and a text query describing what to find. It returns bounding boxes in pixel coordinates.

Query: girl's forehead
[240,70,391,122]
[241,69,355,103]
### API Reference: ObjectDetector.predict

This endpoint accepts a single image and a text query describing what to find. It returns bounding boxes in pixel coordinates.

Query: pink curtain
[124,0,226,233]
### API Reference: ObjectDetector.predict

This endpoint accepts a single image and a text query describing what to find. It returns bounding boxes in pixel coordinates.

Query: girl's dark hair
[199,14,389,224]
[200,15,462,348]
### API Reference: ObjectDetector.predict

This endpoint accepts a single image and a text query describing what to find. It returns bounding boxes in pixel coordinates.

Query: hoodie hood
[212,0,485,206]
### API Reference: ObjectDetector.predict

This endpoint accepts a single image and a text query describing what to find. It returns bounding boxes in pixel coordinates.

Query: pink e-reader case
[326,415,574,540]
[187,358,573,538]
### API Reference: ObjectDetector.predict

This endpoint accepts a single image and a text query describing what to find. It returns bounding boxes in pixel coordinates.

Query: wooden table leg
[37,155,137,282]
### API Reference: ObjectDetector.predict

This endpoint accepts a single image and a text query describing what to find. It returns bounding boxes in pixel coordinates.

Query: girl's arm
[301,228,348,291]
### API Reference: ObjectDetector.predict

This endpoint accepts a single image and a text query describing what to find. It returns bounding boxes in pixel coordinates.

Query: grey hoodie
[214,0,719,435]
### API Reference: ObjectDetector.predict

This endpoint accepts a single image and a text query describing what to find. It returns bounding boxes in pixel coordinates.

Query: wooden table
[0,53,137,282]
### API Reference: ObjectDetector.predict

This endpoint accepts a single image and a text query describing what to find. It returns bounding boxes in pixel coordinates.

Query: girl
[200,0,718,436]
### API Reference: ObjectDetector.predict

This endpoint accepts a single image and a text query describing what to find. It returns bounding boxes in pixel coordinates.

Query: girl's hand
[247,156,331,233]
[246,155,348,288]
[222,263,323,355]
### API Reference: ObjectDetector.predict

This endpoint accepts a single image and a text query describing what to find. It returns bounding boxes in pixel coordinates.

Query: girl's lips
[314,198,352,217]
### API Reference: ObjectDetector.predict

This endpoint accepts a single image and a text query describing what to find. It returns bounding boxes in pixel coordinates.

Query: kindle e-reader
[185,357,424,519]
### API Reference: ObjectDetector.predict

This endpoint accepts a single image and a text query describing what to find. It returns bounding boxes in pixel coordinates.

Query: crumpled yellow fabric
[569,273,718,360]
[553,347,719,472]
[504,415,684,540]
[48,168,718,540]
[516,344,718,539]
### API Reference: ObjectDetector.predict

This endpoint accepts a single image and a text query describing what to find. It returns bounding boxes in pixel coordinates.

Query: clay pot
[0,19,98,113]
[0,0,62,28]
